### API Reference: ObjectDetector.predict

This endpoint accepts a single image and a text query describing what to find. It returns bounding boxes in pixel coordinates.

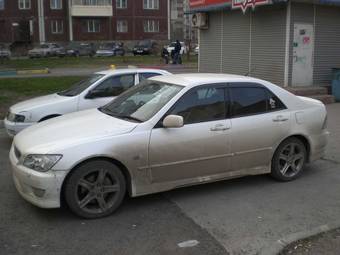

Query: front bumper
[4,118,32,137]
[9,146,65,208]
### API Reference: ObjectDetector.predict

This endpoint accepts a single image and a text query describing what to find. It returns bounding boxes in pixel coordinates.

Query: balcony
[70,0,113,17]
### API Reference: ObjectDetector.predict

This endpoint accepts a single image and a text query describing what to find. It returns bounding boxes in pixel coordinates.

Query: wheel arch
[275,134,311,162]
[39,114,62,122]
[60,156,133,205]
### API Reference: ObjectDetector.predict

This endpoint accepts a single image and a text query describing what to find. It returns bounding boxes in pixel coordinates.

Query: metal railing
[72,0,112,6]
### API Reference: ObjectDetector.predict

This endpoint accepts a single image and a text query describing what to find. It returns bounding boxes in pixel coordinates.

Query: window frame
[86,19,100,33]
[116,20,128,33]
[18,0,31,10]
[116,0,127,9]
[50,0,62,10]
[51,20,64,34]
[156,83,229,128]
[228,83,287,119]
[143,0,159,10]
[0,0,4,10]
[143,20,159,33]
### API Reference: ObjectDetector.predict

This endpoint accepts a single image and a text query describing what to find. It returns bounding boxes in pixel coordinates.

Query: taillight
[322,115,328,130]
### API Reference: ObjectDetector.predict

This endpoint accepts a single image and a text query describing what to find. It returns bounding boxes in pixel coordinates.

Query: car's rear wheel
[271,137,307,181]
[64,160,126,218]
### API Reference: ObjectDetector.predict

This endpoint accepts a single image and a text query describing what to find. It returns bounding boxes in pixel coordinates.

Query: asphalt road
[0,104,340,255]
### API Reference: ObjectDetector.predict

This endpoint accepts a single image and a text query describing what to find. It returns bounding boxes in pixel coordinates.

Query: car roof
[95,68,170,76]
[149,73,266,87]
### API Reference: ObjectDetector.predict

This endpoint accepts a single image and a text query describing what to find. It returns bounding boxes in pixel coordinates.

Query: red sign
[190,0,231,8]
[232,0,269,13]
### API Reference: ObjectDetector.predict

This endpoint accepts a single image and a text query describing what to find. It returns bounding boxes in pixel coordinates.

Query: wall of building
[199,5,286,86]
[0,0,169,44]
[288,2,340,86]
[0,0,39,43]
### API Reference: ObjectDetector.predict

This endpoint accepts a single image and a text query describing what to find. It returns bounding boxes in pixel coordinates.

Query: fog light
[32,187,45,198]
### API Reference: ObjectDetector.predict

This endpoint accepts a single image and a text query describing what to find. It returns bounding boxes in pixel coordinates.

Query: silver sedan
[10,74,329,218]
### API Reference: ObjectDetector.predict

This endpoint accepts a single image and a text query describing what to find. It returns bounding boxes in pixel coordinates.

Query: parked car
[57,42,96,57]
[95,42,125,57]
[194,45,199,55]
[167,41,187,55]
[28,43,64,58]
[4,68,170,137]
[0,44,11,59]
[10,74,329,218]
[133,40,158,55]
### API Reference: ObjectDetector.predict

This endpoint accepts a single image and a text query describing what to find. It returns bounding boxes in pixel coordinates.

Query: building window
[0,0,4,10]
[81,0,111,5]
[51,0,62,9]
[117,20,128,33]
[87,19,100,33]
[51,20,63,34]
[116,0,127,8]
[143,0,159,10]
[144,20,159,33]
[19,0,31,9]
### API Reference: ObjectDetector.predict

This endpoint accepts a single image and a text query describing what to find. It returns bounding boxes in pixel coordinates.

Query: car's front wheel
[271,137,307,181]
[64,160,126,218]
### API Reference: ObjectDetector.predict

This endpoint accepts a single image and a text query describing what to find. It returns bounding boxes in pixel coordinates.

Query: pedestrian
[173,40,182,64]
[161,46,169,64]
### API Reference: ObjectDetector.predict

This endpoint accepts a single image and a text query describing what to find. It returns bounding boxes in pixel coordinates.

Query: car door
[229,83,291,173]
[149,84,232,184]
[78,73,136,110]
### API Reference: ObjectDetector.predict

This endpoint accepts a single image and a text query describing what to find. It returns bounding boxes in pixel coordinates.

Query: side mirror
[163,115,184,128]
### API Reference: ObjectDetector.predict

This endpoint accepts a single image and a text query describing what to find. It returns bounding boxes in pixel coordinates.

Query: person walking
[173,40,182,64]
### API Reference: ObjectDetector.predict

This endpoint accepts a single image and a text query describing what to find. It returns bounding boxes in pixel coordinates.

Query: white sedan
[10,74,329,218]
[4,68,170,137]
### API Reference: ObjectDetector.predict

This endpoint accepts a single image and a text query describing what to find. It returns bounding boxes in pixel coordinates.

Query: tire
[64,160,126,219]
[271,137,307,182]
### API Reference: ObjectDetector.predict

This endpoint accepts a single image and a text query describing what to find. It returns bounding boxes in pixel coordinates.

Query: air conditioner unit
[192,13,208,29]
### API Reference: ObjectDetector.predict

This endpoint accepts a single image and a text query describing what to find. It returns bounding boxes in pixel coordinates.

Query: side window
[94,74,135,97]
[230,87,267,117]
[139,72,161,82]
[266,90,286,111]
[169,86,226,125]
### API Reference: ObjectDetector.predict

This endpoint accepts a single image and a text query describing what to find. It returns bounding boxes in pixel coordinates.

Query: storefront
[190,0,340,87]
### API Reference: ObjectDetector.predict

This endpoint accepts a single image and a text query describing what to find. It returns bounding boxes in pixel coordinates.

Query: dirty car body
[10,74,329,218]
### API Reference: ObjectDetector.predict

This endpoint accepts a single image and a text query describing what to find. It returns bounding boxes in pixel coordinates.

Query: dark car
[133,40,158,55]
[95,42,125,57]
[57,42,96,57]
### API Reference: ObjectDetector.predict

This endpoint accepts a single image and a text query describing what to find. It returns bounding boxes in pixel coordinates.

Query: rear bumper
[309,130,329,162]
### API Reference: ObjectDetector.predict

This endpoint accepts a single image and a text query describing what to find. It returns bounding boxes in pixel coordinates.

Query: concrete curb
[0,68,50,77]
[260,220,340,255]
[0,120,3,128]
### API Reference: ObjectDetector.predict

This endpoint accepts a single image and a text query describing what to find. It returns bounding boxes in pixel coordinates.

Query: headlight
[23,154,62,172]
[7,112,25,122]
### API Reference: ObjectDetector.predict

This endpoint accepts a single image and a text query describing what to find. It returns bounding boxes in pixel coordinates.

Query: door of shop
[292,23,314,87]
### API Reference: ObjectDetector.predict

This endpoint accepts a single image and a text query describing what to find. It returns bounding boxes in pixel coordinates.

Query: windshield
[58,74,105,97]
[40,44,49,49]
[100,43,115,50]
[137,41,150,47]
[99,81,183,122]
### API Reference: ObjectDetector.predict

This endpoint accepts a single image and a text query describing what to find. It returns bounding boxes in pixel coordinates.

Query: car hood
[14,109,138,154]
[10,93,74,113]
[96,49,114,53]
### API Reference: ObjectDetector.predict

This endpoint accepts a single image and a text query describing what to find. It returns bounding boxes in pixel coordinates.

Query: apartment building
[0,0,169,44]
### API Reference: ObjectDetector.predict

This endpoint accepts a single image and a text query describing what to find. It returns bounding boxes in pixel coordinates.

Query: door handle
[273,116,289,122]
[210,124,230,131]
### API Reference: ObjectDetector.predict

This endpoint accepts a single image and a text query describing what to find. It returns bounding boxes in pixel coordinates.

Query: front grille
[14,146,22,160]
